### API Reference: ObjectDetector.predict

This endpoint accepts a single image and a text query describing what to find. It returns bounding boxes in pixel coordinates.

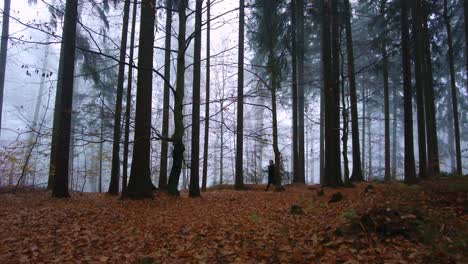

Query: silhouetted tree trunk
[411,0,427,179]
[202,0,210,192]
[122,0,137,197]
[421,6,440,178]
[361,82,366,179]
[380,0,391,182]
[127,0,156,199]
[270,59,283,191]
[189,0,202,198]
[392,79,398,180]
[297,0,306,184]
[323,0,343,187]
[159,0,173,191]
[51,0,78,198]
[291,0,299,183]
[344,0,363,182]
[168,0,188,196]
[400,0,417,184]
[341,52,350,183]
[235,0,245,190]
[443,0,462,176]
[465,0,468,95]
[0,0,10,136]
[109,0,131,195]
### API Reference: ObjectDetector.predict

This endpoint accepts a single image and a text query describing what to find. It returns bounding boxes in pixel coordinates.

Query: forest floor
[0,177,467,264]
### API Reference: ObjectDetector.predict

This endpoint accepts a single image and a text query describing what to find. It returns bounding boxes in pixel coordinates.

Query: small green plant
[341,209,357,220]
[290,204,304,215]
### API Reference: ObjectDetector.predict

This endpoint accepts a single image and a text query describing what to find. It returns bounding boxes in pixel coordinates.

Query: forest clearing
[1,177,467,263]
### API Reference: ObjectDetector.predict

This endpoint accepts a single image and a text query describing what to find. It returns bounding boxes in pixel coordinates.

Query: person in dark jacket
[265,160,276,191]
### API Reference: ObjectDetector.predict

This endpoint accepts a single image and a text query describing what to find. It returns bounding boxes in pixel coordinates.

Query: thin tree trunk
[167,0,188,196]
[361,82,366,179]
[297,0,306,184]
[270,62,283,191]
[344,0,363,182]
[202,0,210,191]
[51,0,79,198]
[443,0,462,176]
[380,0,391,182]
[392,81,398,180]
[0,0,11,135]
[400,0,417,184]
[122,0,137,197]
[412,0,427,179]
[291,0,299,183]
[465,0,468,95]
[367,109,372,180]
[341,55,350,183]
[99,100,103,193]
[189,0,202,198]
[421,3,440,178]
[127,0,156,199]
[220,98,224,185]
[159,0,173,191]
[109,0,131,195]
[235,0,245,190]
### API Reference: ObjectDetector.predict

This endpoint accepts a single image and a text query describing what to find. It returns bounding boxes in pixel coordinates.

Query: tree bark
[122,0,138,197]
[443,0,462,176]
[411,0,427,179]
[0,0,10,136]
[296,0,306,184]
[235,0,245,190]
[167,0,188,196]
[127,0,156,199]
[464,0,468,95]
[380,0,391,182]
[344,0,363,182]
[189,0,203,198]
[291,0,299,183]
[202,0,210,191]
[51,0,78,198]
[400,0,417,184]
[109,0,131,195]
[159,0,173,191]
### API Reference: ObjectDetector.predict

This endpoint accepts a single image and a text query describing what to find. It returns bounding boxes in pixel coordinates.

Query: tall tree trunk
[400,0,417,184]
[270,59,283,191]
[220,98,224,185]
[380,0,391,182]
[202,0,210,191]
[392,79,398,180]
[0,0,10,136]
[412,0,427,179]
[341,56,350,183]
[189,0,202,198]
[323,0,343,187]
[361,82,366,179]
[51,0,78,198]
[235,0,245,190]
[109,0,131,195]
[465,0,468,95]
[421,2,440,178]
[296,0,306,184]
[167,0,188,196]
[159,0,173,191]
[344,0,363,182]
[443,0,462,176]
[127,0,156,199]
[98,95,104,193]
[122,0,138,197]
[290,0,299,183]
[367,109,372,180]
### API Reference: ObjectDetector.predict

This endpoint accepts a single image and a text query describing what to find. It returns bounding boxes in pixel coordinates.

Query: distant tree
[52,0,79,198]
[296,0,306,184]
[290,0,299,183]
[127,0,156,199]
